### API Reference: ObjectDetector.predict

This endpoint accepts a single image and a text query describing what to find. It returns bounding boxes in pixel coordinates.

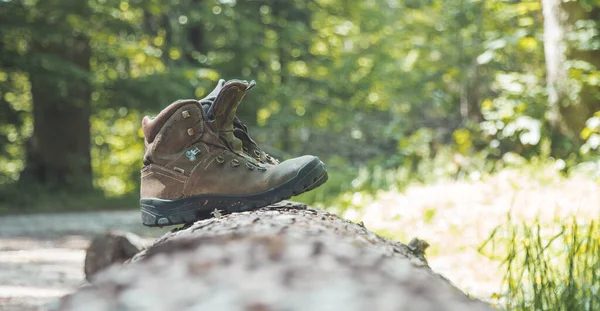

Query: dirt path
[0,211,169,311]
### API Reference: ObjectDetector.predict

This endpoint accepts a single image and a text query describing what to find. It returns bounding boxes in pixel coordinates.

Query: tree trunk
[543,0,600,141]
[542,0,568,136]
[22,34,92,190]
[57,202,493,311]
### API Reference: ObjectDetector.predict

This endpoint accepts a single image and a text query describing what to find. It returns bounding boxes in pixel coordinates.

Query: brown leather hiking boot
[139,96,328,227]
[200,79,279,165]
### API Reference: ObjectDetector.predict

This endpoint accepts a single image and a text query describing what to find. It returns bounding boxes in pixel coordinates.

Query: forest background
[1,0,600,309]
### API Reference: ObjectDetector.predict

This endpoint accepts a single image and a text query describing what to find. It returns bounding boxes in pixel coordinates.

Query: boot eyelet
[187,128,195,136]
[257,166,267,172]
[231,159,240,167]
[215,155,225,164]
[245,162,255,170]
[253,150,261,158]
[182,110,190,119]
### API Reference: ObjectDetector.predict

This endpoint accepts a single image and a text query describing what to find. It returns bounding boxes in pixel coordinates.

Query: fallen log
[59,202,494,311]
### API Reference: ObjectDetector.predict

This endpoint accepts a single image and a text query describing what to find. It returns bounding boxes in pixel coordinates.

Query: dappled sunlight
[343,167,600,300]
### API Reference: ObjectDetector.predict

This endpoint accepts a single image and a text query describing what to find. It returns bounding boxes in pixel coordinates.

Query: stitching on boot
[153,171,186,184]
[200,144,210,153]
[182,149,221,195]
[140,171,185,201]
[196,117,204,136]
[151,134,162,153]
[141,164,161,178]
[142,164,188,183]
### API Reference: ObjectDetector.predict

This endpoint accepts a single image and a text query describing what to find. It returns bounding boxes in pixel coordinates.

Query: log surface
[58,202,494,311]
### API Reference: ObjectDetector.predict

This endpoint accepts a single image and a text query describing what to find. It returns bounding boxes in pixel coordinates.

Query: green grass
[481,216,600,311]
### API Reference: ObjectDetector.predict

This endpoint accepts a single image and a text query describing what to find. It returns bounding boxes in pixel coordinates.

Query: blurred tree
[21,2,93,189]
[543,0,600,142]
[0,0,199,191]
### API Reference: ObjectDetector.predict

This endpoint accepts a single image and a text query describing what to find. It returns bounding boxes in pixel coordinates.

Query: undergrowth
[481,216,600,311]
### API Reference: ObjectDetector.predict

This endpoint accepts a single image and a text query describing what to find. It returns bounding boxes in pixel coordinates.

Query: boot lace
[199,80,278,164]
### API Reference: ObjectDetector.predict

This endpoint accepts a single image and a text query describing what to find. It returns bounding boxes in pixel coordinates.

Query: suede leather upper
[140,98,314,201]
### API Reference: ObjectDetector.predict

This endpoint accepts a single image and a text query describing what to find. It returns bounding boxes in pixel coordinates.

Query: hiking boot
[200,79,279,165]
[139,97,328,227]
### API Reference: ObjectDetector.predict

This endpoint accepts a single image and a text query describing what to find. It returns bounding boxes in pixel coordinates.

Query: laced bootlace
[199,80,277,164]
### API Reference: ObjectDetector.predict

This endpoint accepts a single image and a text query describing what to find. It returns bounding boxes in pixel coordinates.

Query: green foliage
[91,108,145,195]
[481,217,600,311]
[581,112,600,155]
[0,0,599,198]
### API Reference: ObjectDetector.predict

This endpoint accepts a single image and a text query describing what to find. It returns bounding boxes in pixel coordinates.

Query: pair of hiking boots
[139,79,328,227]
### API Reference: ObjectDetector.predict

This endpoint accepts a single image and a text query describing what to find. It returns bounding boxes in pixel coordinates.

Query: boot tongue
[205,79,254,152]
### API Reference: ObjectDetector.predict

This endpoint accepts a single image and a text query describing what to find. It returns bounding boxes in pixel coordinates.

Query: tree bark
[22,34,93,190]
[58,202,493,311]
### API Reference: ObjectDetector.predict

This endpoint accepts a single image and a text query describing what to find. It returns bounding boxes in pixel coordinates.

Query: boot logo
[185,146,201,161]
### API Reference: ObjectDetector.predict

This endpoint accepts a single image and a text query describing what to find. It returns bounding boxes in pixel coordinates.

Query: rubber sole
[140,158,328,227]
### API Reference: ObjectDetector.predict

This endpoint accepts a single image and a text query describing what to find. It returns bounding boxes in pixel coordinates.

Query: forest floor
[0,168,598,310]
[0,211,169,311]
